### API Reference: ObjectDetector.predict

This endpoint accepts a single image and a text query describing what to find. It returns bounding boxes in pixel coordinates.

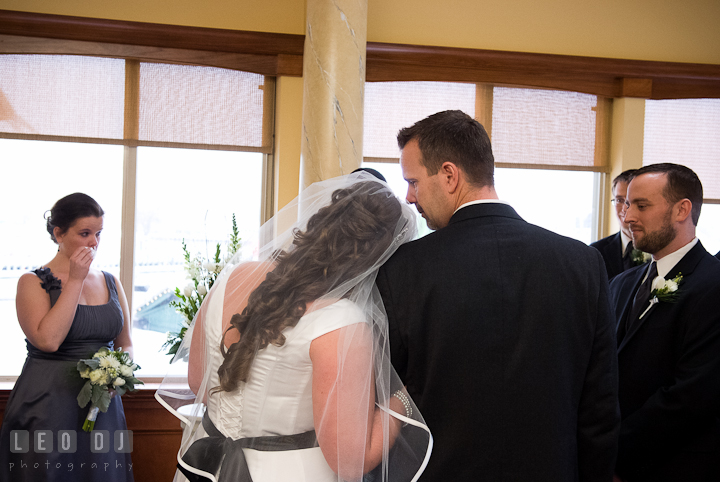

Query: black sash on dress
[178,413,318,482]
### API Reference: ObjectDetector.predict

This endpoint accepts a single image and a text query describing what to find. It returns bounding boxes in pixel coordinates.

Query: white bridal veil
[156,173,432,482]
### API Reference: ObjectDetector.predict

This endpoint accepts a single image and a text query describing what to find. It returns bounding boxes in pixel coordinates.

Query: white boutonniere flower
[640,273,683,319]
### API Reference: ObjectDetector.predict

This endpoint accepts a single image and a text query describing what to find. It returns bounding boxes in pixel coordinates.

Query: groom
[609,163,720,481]
[376,110,619,481]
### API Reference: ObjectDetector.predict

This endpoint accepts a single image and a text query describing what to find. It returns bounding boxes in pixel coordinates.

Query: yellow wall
[0,0,307,34]
[368,0,720,65]
[4,0,719,63]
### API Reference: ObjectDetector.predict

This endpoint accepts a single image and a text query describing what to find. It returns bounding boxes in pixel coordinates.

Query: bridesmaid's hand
[69,246,94,281]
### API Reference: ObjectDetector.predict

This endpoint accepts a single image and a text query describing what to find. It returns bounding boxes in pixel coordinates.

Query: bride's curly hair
[215,180,403,393]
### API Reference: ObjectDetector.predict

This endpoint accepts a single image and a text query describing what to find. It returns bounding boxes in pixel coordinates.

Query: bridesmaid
[0,193,134,482]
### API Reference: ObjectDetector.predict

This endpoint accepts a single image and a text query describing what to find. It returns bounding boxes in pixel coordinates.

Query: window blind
[363,81,609,172]
[0,54,271,152]
[643,98,720,202]
[491,87,607,171]
[363,81,476,161]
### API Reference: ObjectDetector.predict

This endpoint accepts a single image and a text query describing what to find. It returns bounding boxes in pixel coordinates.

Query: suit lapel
[618,241,707,352]
[616,271,644,351]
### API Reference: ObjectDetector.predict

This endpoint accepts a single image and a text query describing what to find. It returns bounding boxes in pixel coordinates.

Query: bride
[157,173,432,482]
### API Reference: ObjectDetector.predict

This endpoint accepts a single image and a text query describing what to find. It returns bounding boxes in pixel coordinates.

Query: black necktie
[626,261,658,332]
[622,242,635,271]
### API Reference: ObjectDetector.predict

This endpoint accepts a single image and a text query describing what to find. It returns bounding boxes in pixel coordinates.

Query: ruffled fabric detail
[33,267,61,292]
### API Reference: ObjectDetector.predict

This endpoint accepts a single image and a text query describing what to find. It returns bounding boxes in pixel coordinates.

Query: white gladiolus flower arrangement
[164,214,241,360]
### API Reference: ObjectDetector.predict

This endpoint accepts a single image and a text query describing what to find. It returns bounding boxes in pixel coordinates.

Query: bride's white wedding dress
[182,271,366,482]
[158,173,431,482]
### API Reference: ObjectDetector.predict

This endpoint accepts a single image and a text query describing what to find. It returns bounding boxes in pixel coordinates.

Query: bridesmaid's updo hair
[46,193,104,243]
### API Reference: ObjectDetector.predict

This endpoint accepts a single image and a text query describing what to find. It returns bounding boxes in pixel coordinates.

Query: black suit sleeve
[376,264,408,382]
[577,250,621,482]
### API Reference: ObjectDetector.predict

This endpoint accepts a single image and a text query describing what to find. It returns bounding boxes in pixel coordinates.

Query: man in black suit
[609,163,720,481]
[376,110,619,482]
[591,169,649,279]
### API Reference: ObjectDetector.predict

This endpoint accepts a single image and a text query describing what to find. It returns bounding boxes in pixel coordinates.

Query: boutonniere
[640,273,683,319]
[631,249,652,266]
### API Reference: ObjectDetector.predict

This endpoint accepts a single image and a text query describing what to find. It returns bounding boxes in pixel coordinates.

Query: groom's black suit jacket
[591,232,625,279]
[377,203,620,482]
[609,241,720,481]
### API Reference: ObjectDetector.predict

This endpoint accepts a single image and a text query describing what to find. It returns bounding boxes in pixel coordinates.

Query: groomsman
[609,163,720,481]
[591,169,648,279]
[376,110,619,482]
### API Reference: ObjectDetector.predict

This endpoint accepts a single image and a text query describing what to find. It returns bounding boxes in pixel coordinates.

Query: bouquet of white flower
[76,347,143,432]
[162,214,241,360]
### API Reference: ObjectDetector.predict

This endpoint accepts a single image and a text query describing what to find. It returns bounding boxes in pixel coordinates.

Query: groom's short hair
[397,110,494,188]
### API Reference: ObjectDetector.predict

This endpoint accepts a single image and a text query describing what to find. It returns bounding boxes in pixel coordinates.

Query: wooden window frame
[2,9,719,99]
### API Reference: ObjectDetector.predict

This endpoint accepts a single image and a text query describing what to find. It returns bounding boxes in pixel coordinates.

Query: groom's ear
[440,161,460,194]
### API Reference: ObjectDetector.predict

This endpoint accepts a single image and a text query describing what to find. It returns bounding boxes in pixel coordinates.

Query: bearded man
[609,163,720,481]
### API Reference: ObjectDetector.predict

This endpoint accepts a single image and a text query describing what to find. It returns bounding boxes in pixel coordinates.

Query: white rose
[197,284,208,296]
[183,283,194,298]
[203,262,215,272]
[666,280,679,292]
[119,365,133,377]
[217,261,225,271]
[89,369,107,385]
[651,276,666,292]
[113,377,126,387]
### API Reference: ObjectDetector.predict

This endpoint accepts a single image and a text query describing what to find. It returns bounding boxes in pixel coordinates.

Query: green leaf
[96,389,111,412]
[128,377,144,386]
[77,381,92,408]
[114,385,127,397]
[91,384,105,404]
[79,359,100,370]
[214,242,222,263]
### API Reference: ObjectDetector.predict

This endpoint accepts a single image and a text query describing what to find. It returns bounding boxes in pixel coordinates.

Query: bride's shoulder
[225,260,274,285]
[305,299,366,326]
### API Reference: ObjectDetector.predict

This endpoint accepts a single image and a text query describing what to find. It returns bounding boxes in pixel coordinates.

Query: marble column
[299,0,368,190]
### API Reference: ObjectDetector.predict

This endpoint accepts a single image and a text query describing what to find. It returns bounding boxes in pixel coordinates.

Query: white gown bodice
[199,275,365,481]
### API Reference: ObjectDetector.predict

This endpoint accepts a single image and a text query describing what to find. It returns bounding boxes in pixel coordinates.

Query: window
[643,98,720,254]
[363,82,607,244]
[0,55,273,378]
[0,139,124,376]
